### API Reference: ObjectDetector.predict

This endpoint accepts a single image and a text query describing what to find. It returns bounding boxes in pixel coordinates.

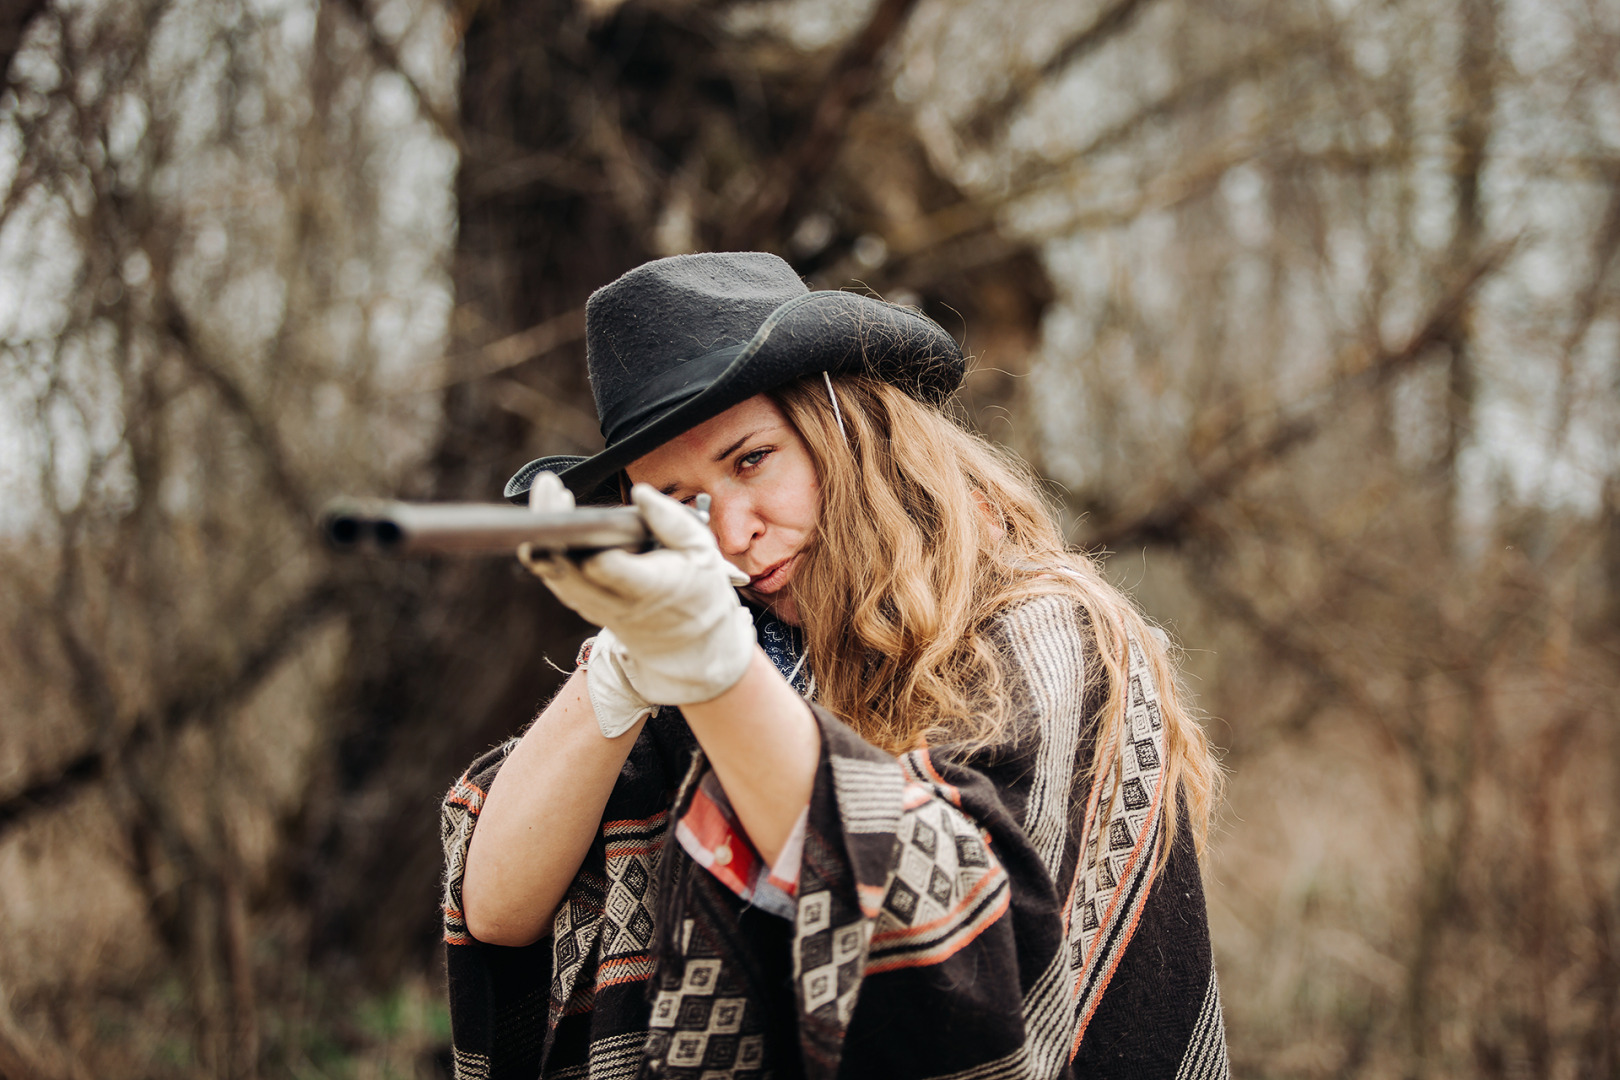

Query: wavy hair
[769,375,1221,865]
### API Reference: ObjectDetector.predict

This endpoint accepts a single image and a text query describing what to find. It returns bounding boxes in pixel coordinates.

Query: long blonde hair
[770,376,1221,864]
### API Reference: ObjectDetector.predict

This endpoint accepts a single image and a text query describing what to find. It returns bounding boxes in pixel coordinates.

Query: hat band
[599,342,748,446]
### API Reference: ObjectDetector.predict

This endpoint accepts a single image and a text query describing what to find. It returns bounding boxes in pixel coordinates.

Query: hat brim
[504,291,962,504]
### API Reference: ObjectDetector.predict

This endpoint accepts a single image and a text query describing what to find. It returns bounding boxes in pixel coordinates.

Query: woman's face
[626,393,821,625]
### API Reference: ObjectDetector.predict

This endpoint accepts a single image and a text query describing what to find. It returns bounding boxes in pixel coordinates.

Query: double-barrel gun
[320,495,709,557]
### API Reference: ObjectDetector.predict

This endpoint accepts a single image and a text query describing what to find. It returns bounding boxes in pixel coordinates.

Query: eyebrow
[657,427,770,497]
[715,428,766,463]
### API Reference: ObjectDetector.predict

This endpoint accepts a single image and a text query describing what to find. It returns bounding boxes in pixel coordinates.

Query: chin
[764,593,801,627]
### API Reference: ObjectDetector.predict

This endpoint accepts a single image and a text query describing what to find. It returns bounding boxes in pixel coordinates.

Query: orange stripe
[1069,738,1116,890]
[603,810,669,832]
[913,749,962,807]
[864,888,1010,974]
[1061,768,1110,939]
[1070,833,1158,1061]
[447,774,487,799]
[596,957,656,988]
[1072,766,1164,991]
[902,783,934,810]
[597,955,651,971]
[596,968,655,989]
[871,866,1007,946]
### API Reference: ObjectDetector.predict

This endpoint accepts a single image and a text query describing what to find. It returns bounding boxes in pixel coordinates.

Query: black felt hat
[504,251,965,503]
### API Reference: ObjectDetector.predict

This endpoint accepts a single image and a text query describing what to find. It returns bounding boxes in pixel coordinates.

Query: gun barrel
[321,499,651,556]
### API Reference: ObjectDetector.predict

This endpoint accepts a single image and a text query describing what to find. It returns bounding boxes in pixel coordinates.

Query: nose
[707,492,763,561]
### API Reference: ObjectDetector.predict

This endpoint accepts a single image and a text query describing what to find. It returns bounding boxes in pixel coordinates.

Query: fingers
[532,558,639,630]
[628,485,749,586]
[521,480,748,635]
[520,473,589,590]
[528,471,576,514]
[515,550,586,592]
[580,547,675,598]
[516,541,558,576]
[630,484,714,552]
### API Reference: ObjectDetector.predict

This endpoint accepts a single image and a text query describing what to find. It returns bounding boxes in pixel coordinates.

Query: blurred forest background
[0,0,1616,1075]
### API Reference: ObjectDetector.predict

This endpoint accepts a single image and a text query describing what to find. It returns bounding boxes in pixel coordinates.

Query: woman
[441,252,1227,1080]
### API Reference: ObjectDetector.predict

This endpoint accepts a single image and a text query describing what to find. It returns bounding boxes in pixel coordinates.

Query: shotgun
[320,495,710,557]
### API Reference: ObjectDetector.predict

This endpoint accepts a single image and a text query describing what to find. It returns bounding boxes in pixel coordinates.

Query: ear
[971,487,1007,538]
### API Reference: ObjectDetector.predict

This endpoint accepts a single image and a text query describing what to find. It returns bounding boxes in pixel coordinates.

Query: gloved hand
[580,628,656,738]
[520,476,754,724]
[520,473,650,738]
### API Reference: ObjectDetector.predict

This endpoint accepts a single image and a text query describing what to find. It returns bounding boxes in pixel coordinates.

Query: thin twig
[0,579,344,837]
[962,0,1159,144]
[328,0,463,151]
[1082,241,1516,551]
[722,0,922,246]
[399,308,588,393]
[161,298,312,519]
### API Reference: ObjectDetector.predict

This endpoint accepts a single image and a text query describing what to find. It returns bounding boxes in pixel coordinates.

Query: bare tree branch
[0,579,343,837]
[722,0,923,246]
[962,0,1159,144]
[412,307,588,391]
[1005,28,1322,191]
[463,148,598,202]
[1181,550,1397,759]
[0,1002,83,1080]
[1550,164,1620,447]
[161,298,313,518]
[328,0,463,150]
[1082,243,1516,551]
[0,0,49,91]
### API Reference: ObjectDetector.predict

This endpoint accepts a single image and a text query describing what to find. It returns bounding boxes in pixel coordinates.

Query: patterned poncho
[440,596,1229,1080]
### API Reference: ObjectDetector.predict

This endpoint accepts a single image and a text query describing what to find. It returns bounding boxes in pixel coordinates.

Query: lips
[747,555,796,594]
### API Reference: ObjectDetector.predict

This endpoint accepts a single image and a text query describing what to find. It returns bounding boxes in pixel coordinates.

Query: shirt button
[714,841,733,866]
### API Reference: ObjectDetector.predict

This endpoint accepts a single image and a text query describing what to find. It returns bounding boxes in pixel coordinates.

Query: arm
[682,647,819,864]
[461,669,641,946]
[526,482,820,867]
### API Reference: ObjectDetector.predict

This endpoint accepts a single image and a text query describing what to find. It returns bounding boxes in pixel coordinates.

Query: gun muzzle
[320,499,652,557]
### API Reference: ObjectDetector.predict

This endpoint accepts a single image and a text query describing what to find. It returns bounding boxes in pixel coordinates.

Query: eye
[738,447,771,470]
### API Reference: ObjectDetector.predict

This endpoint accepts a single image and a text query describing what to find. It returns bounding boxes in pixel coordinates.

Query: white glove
[523,473,652,738]
[521,480,755,712]
[581,629,656,738]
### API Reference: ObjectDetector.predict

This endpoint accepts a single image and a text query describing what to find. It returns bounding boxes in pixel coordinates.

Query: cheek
[784,459,822,533]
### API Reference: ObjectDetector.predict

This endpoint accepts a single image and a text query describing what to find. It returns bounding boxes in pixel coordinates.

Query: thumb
[528,471,576,514]
[630,484,715,553]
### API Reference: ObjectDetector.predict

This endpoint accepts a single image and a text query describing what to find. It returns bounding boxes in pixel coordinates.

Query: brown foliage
[0,0,1616,1076]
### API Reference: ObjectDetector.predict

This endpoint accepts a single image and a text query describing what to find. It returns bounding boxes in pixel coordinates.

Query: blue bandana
[751,605,811,696]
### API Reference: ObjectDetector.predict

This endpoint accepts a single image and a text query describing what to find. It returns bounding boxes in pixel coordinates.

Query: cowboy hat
[504,251,964,503]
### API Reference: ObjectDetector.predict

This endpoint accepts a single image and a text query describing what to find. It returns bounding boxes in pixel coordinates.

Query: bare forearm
[462,669,640,946]
[467,648,816,945]
[681,648,819,865]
